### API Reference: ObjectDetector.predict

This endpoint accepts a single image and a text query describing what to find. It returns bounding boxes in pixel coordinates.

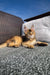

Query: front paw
[27,45,34,48]
[14,45,20,48]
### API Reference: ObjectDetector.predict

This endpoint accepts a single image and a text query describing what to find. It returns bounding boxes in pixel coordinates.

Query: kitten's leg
[27,45,34,48]
[7,42,21,47]
[7,42,15,47]
[14,44,21,47]
[36,41,48,46]
[22,42,34,48]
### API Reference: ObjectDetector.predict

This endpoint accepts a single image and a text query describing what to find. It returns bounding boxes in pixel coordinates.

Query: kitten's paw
[14,45,20,48]
[28,45,34,48]
[37,41,48,46]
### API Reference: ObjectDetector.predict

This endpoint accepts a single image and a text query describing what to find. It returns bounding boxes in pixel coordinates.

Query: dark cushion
[0,11,23,44]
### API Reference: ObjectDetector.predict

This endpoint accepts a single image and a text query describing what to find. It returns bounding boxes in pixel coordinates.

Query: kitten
[22,25,48,48]
[0,25,48,48]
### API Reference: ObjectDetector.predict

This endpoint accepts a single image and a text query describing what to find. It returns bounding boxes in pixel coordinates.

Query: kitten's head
[24,25,35,39]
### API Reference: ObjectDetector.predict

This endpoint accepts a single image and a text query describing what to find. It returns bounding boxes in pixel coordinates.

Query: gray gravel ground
[0,43,50,75]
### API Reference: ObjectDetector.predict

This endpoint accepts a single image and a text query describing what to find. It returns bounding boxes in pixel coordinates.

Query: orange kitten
[0,25,48,48]
[22,25,48,48]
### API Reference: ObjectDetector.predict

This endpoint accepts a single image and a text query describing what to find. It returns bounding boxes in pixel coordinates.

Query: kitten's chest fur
[22,36,36,45]
[22,36,29,42]
[29,39,36,45]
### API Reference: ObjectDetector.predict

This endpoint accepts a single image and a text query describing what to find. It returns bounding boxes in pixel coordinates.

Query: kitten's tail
[0,43,7,48]
[36,41,48,46]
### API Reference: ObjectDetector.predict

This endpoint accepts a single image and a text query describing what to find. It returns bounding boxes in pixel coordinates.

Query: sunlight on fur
[0,25,48,48]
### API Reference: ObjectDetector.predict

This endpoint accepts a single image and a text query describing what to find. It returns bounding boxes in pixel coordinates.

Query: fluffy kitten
[22,25,48,48]
[0,25,48,48]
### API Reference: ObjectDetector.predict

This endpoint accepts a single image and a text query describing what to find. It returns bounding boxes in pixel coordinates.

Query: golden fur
[22,25,48,48]
[0,36,22,48]
[0,25,48,48]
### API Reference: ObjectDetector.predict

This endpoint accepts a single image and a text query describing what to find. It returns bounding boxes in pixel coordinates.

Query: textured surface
[0,43,50,75]
[22,16,50,42]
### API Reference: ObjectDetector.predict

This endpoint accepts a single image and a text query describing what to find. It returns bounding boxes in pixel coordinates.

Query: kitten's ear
[24,25,28,34]
[31,25,34,30]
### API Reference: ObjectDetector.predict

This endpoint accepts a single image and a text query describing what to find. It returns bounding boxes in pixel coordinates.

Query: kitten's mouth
[28,35,34,39]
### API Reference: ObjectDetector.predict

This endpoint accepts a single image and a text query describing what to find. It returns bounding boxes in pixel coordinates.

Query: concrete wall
[22,16,50,42]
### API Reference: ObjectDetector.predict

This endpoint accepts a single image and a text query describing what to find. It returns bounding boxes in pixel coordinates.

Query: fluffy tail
[36,41,48,46]
[0,43,7,48]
